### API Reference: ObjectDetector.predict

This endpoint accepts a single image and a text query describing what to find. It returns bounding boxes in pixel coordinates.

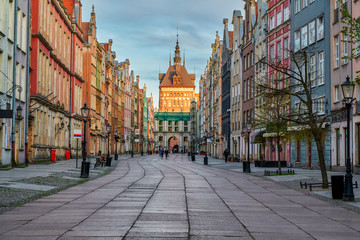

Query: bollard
[204,156,208,165]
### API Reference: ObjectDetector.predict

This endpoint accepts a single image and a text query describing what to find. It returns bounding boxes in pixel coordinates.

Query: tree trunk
[314,133,328,188]
[277,136,282,175]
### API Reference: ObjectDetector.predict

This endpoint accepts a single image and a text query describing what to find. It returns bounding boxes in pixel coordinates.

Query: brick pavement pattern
[1,154,360,239]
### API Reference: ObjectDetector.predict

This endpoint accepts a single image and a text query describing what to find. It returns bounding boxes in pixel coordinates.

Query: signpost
[74,129,82,168]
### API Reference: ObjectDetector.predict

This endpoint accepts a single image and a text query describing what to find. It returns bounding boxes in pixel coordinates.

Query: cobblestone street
[1,154,360,239]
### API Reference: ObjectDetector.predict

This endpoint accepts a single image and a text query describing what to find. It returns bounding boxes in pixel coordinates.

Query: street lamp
[106,123,112,166]
[141,135,144,156]
[16,105,23,120]
[191,134,195,161]
[80,104,90,178]
[203,130,208,165]
[114,130,119,160]
[131,129,134,157]
[241,121,252,173]
[341,76,355,201]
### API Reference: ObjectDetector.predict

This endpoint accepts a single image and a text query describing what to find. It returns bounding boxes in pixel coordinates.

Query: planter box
[254,160,287,168]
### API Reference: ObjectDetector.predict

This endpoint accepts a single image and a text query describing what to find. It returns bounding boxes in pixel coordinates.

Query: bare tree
[256,48,330,188]
[255,74,290,174]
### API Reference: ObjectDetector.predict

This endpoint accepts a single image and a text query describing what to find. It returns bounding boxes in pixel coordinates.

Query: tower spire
[174,33,181,65]
[183,51,185,66]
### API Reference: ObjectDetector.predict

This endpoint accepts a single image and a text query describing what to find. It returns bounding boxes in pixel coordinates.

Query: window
[318,97,325,114]
[277,41,281,61]
[318,51,325,85]
[309,20,316,45]
[284,6,289,21]
[310,55,316,87]
[277,11,282,27]
[343,33,348,64]
[301,25,308,49]
[334,35,339,68]
[335,0,341,9]
[295,0,301,13]
[302,0,308,9]
[270,45,275,62]
[317,16,324,40]
[312,98,317,112]
[294,30,301,52]
[284,37,289,58]
[244,80,247,100]
[270,16,275,30]
[334,85,340,102]
[159,136,163,141]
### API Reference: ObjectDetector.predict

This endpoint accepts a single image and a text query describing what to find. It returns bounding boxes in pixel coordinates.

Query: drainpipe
[24,0,31,166]
[11,0,19,167]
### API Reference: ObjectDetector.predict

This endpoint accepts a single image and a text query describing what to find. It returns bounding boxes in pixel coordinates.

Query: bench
[300,181,358,191]
[94,155,106,168]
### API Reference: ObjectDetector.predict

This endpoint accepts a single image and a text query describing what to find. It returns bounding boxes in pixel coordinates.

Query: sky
[82,0,244,108]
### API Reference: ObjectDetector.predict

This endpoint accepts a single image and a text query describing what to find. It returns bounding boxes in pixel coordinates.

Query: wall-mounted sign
[74,129,82,138]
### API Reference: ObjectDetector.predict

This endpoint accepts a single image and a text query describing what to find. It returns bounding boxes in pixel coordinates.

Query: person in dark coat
[224,149,229,163]
[165,148,169,159]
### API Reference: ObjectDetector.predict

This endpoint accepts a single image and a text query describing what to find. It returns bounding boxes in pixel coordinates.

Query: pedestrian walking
[159,147,164,159]
[165,148,169,159]
[223,148,229,163]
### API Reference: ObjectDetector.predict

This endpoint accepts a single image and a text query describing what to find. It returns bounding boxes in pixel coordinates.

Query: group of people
[159,147,169,159]
[157,147,230,162]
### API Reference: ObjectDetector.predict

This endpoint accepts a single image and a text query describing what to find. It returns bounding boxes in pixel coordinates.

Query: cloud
[82,0,244,108]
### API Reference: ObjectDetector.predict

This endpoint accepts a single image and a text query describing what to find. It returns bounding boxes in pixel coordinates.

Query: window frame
[318,51,325,85]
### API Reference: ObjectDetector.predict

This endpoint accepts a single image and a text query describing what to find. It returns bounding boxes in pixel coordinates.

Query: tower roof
[174,34,181,65]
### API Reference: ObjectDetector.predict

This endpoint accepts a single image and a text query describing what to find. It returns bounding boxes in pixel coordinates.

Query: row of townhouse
[200,0,360,172]
[0,0,155,167]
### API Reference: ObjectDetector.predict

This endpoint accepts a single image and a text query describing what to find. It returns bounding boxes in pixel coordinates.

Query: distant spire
[183,49,185,66]
[174,33,181,65]
[92,5,95,12]
[169,53,171,66]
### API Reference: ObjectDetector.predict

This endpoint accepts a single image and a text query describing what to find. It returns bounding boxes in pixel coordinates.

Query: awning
[251,130,266,144]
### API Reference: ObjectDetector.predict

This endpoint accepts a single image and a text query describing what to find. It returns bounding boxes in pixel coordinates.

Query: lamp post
[191,134,195,161]
[106,123,112,166]
[241,121,252,173]
[341,76,355,201]
[131,130,134,157]
[80,104,90,178]
[204,130,208,165]
[114,130,119,160]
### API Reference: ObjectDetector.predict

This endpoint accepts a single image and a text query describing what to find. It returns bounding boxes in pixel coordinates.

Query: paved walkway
[191,154,360,209]
[1,154,360,239]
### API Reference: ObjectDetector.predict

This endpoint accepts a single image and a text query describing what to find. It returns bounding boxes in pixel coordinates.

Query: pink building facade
[266,0,291,163]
